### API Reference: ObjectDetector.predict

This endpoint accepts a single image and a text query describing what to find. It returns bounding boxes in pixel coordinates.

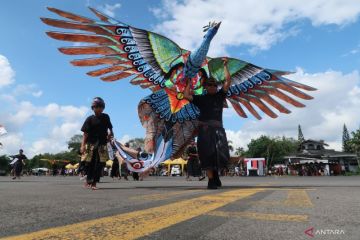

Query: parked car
[32,168,49,176]
[0,169,6,176]
[170,165,181,176]
[160,170,168,176]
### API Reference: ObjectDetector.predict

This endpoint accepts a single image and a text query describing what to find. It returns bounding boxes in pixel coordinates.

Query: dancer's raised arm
[222,58,231,93]
[183,79,193,101]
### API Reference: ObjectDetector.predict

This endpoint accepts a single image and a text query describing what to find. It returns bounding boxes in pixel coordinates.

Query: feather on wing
[42,7,184,89]
[207,57,316,120]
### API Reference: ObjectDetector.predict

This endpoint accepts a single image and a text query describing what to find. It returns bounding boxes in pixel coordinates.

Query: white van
[170,165,181,176]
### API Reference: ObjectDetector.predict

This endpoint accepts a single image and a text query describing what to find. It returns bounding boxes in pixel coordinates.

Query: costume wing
[207,58,316,120]
[41,7,213,123]
[41,7,187,91]
[42,7,201,170]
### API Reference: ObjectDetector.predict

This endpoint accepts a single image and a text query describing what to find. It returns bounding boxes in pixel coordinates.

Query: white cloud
[152,0,360,55]
[5,100,88,127]
[0,133,25,155]
[39,104,88,121]
[3,101,88,157]
[225,68,360,152]
[0,55,15,88]
[117,134,131,144]
[342,43,360,57]
[32,90,43,98]
[8,101,36,126]
[0,54,89,157]
[226,129,265,153]
[51,122,82,139]
[30,122,83,155]
[72,42,92,47]
[1,101,88,157]
[98,3,121,17]
[12,84,42,98]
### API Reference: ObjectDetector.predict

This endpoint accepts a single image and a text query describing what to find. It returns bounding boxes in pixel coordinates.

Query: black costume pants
[187,158,201,177]
[110,158,120,178]
[86,148,104,184]
[14,161,23,177]
[197,125,230,170]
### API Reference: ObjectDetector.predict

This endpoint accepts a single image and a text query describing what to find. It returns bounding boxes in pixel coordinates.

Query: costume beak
[215,21,222,29]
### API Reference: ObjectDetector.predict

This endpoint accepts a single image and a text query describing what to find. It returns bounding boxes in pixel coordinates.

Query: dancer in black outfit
[10,149,27,180]
[184,58,231,189]
[186,140,205,181]
[80,97,114,190]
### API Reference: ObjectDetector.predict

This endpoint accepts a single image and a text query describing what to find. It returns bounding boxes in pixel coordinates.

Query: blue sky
[0,0,359,156]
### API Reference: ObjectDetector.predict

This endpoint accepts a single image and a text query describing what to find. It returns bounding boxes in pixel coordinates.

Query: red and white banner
[244,158,266,176]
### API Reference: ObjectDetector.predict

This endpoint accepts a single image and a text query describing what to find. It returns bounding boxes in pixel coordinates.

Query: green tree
[235,147,245,156]
[246,135,298,168]
[27,151,80,171]
[0,155,10,173]
[27,134,84,169]
[67,134,83,153]
[275,137,298,162]
[247,135,273,159]
[348,129,360,168]
[342,124,351,152]
[127,138,145,150]
[54,151,79,164]
[349,129,360,153]
[27,154,51,170]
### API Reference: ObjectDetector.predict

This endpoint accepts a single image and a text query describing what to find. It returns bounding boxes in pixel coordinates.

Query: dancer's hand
[107,135,114,142]
[183,78,193,101]
[222,57,228,65]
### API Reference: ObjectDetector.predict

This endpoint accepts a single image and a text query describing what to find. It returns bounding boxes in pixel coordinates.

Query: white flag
[0,125,7,136]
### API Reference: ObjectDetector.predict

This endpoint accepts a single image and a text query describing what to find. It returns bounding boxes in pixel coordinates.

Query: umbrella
[65,163,74,169]
[106,160,113,167]
[162,159,173,165]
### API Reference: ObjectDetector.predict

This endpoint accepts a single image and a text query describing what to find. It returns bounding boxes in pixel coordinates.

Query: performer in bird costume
[42,8,316,187]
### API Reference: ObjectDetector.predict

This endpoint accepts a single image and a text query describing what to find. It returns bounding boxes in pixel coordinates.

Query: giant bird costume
[42,7,316,172]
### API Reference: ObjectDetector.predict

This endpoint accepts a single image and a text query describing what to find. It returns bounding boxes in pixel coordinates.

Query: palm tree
[235,147,245,156]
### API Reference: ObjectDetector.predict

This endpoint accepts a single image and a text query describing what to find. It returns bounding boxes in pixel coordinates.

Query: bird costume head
[203,21,221,41]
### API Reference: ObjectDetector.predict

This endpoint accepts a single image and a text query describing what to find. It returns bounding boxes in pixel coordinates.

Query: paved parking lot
[0,176,359,240]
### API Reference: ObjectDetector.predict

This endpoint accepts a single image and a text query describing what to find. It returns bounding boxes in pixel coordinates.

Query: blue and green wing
[208,57,317,120]
[41,7,184,91]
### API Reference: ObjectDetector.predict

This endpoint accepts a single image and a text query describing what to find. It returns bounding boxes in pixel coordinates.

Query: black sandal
[213,170,222,187]
[207,179,218,189]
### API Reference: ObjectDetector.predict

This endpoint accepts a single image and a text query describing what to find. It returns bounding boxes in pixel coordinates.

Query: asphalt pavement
[0,175,359,240]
